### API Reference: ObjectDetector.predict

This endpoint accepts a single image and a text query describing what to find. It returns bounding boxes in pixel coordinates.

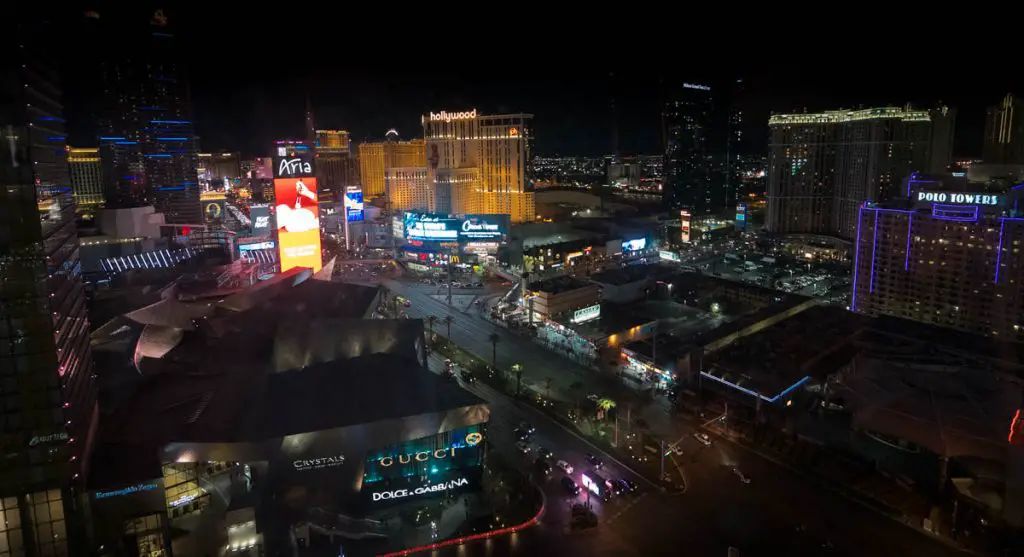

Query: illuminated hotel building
[852,179,1024,342]
[422,110,535,223]
[386,167,434,211]
[982,94,1024,165]
[1,23,99,555]
[768,107,933,241]
[197,152,241,183]
[358,139,426,198]
[315,130,359,203]
[68,147,105,214]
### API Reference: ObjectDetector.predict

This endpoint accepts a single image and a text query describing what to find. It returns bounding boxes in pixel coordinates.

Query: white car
[555,460,573,474]
[515,441,531,454]
[693,432,712,446]
[731,467,751,484]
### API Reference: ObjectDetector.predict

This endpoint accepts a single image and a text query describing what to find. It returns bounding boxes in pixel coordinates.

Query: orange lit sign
[274,177,322,272]
[509,127,519,137]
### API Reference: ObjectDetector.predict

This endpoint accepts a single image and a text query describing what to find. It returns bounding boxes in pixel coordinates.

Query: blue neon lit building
[852,177,1024,342]
[97,10,200,223]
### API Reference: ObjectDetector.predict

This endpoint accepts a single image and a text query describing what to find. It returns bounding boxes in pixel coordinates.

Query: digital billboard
[622,238,647,252]
[273,142,315,179]
[735,204,747,231]
[250,204,272,236]
[680,210,692,243]
[460,214,509,241]
[404,212,460,241]
[274,177,322,272]
[345,188,364,222]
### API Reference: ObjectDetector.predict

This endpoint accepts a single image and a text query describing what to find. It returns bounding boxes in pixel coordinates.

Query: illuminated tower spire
[305,95,315,146]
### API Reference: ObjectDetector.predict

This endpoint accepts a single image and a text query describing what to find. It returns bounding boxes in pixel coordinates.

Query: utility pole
[659,439,666,481]
[446,246,454,305]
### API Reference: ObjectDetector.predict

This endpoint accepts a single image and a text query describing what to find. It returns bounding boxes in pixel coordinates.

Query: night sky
[61,4,1019,158]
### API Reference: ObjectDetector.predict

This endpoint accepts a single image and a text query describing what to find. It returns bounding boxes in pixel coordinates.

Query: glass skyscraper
[98,9,200,224]
[662,82,715,215]
[1,20,98,556]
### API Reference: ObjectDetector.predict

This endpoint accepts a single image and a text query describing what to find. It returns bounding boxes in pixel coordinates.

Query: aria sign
[427,109,478,123]
[378,431,483,468]
[917,191,1001,206]
[371,477,469,502]
[293,454,345,472]
[277,158,313,177]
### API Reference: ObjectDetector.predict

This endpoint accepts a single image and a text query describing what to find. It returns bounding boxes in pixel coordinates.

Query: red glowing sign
[1010,409,1023,445]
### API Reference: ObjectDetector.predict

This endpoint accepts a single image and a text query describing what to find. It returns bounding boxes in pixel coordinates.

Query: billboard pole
[343,198,351,252]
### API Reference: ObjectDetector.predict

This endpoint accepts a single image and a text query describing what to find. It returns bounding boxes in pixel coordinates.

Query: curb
[376,488,546,557]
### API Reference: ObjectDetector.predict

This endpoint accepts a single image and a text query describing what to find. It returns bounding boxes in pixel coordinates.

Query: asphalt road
[422,354,964,557]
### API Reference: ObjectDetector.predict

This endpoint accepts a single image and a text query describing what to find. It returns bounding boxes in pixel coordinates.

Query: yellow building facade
[357,139,426,198]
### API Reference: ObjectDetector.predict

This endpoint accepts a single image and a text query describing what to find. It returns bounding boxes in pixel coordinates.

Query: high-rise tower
[97,8,200,224]
[1,20,99,556]
[662,82,715,215]
[982,94,1024,165]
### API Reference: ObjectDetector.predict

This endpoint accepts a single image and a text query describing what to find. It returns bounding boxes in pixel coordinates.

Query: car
[555,460,573,474]
[534,458,552,475]
[670,444,684,456]
[515,441,531,454]
[693,432,712,446]
[459,370,476,383]
[537,447,553,460]
[618,478,638,492]
[584,454,603,469]
[731,467,751,484]
[513,428,530,441]
[586,394,600,402]
[560,476,580,495]
[518,421,536,435]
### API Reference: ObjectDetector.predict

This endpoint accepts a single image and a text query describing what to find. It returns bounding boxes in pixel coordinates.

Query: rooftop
[591,263,675,286]
[769,107,931,126]
[531,275,596,295]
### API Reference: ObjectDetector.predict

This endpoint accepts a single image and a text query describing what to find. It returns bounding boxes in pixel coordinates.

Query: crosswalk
[604,492,648,525]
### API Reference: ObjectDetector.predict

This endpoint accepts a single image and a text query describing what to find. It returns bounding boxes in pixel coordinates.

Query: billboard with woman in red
[274,177,322,272]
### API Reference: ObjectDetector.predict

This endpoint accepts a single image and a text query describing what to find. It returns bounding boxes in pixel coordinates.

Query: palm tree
[426,315,438,335]
[443,315,454,338]
[511,363,524,397]
[597,398,616,420]
[487,333,501,368]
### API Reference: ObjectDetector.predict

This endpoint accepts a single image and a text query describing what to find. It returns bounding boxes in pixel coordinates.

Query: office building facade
[663,82,715,215]
[358,139,426,199]
[68,147,104,216]
[422,110,535,223]
[1,24,99,556]
[767,107,933,241]
[97,10,201,224]
[852,181,1024,342]
[982,94,1024,165]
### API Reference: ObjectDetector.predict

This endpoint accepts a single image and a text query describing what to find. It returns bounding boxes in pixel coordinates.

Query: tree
[427,315,438,335]
[545,377,554,400]
[443,315,454,338]
[597,398,616,420]
[487,333,501,368]
[568,380,584,417]
[511,363,524,397]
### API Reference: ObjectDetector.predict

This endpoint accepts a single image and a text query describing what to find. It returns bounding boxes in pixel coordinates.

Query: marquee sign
[94,482,160,500]
[377,431,482,468]
[571,305,601,324]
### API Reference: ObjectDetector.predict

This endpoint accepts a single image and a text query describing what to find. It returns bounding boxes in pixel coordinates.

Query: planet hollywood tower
[1,22,99,555]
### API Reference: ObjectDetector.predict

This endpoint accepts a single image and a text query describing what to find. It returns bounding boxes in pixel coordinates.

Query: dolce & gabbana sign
[917,191,1001,206]
[293,454,345,472]
[371,477,469,502]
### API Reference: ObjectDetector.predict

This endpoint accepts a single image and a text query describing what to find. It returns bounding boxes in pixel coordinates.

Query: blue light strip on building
[156,137,189,141]
[158,187,185,191]
[698,372,811,403]
[45,136,66,140]
[905,214,913,271]
[115,141,138,145]
[99,136,126,140]
[852,204,864,311]
[36,116,65,122]
[869,209,879,293]
[144,154,172,158]
[931,204,978,221]
[178,181,197,186]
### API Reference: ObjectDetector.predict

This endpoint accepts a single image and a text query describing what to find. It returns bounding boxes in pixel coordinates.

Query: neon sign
[916,191,1000,206]
[580,473,601,496]
[428,109,478,123]
[94,482,160,499]
[571,305,601,324]
[683,83,711,91]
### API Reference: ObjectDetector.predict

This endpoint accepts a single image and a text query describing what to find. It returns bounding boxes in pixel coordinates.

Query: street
[418,344,965,557]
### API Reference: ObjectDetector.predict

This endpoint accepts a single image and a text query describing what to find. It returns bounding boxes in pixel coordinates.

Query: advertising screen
[735,204,747,231]
[404,212,460,241]
[460,214,509,241]
[273,142,315,179]
[250,204,272,236]
[680,210,692,243]
[274,177,322,272]
[345,189,364,222]
[622,238,647,252]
